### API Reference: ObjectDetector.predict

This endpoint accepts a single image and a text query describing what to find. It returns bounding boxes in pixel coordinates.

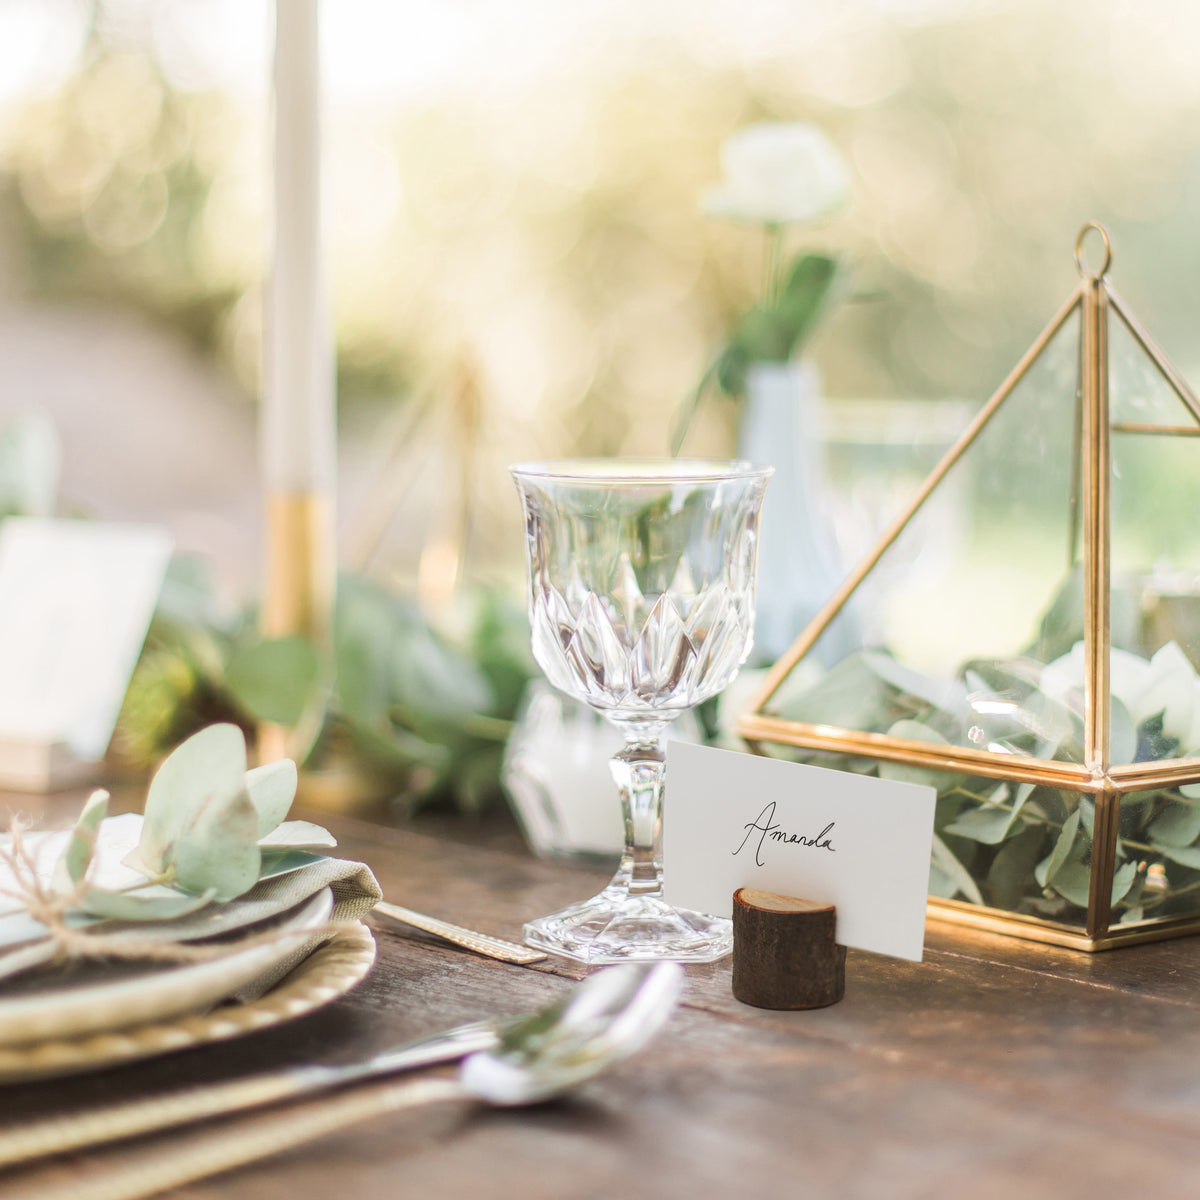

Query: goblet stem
[611,729,667,898]
[521,716,732,964]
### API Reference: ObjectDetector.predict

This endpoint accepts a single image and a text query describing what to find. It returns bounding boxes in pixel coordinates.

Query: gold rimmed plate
[0,889,338,1047]
[0,921,376,1083]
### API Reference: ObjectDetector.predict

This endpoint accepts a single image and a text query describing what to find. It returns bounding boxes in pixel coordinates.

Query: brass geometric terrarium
[739,223,1200,951]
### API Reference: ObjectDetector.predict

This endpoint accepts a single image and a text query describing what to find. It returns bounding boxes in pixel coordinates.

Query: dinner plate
[0,888,335,1047]
[0,921,375,1083]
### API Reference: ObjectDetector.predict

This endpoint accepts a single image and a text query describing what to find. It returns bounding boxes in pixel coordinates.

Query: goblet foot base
[523,886,732,965]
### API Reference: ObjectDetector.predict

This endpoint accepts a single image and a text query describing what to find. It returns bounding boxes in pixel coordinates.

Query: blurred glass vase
[511,459,770,964]
[502,680,700,864]
[738,360,847,662]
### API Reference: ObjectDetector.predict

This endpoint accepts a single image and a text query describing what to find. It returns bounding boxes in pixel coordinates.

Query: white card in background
[663,741,936,962]
[0,519,172,760]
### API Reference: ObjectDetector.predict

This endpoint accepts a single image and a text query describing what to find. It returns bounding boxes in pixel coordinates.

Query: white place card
[0,519,172,764]
[663,741,937,961]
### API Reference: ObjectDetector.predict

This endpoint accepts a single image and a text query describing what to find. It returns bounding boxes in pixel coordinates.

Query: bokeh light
[2,0,1200,589]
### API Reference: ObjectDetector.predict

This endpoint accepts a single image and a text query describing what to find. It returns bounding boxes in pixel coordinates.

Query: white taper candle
[265,0,335,493]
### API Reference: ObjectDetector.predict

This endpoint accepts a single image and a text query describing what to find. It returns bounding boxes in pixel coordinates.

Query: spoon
[460,958,683,1105]
[0,961,684,1173]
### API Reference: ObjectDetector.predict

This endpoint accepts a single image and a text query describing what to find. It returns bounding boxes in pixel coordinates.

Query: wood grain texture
[731,888,845,1009]
[2,790,1200,1197]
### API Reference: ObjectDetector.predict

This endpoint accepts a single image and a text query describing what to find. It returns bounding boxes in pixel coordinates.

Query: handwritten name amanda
[732,801,836,868]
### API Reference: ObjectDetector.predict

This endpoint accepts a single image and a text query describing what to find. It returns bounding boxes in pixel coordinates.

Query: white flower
[1041,639,1200,751]
[1042,642,1146,712]
[702,122,850,226]
[1132,642,1196,745]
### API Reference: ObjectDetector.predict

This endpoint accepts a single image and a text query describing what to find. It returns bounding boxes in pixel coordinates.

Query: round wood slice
[731,887,846,1010]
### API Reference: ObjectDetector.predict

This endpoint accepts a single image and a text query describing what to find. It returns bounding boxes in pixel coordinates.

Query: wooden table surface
[3,800,1200,1198]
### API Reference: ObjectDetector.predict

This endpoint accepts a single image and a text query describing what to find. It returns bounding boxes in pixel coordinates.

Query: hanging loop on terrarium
[1074,221,1112,281]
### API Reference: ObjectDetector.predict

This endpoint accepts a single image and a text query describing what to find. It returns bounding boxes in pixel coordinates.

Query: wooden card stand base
[731,888,846,1010]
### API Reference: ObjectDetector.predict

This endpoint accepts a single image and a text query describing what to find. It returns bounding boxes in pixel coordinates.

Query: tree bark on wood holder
[731,888,846,1010]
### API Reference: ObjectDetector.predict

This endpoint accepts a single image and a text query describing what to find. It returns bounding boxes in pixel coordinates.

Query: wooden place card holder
[731,887,846,1010]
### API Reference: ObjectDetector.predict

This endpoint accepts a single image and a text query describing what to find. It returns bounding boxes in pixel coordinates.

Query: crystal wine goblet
[511,459,771,964]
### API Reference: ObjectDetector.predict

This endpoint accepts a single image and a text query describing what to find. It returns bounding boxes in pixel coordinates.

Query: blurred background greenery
[2,0,1200,809]
[4,0,1200,580]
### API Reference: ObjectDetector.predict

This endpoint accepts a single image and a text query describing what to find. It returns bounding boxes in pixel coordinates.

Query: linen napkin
[0,813,381,997]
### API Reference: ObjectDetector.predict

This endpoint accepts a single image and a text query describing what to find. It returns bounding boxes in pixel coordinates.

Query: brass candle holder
[258,492,333,766]
[739,223,1200,951]
[263,491,334,644]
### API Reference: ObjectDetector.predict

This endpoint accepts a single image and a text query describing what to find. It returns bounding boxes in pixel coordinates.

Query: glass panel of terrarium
[1118,787,1200,927]
[1108,317,1200,768]
[1108,298,1200,927]
[765,744,1095,929]
[764,304,1084,762]
[1108,306,1200,432]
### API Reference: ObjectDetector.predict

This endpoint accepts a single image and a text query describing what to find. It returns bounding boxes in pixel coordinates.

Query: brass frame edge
[739,705,1200,795]
[735,713,1099,790]
[1109,757,1200,788]
[929,897,1200,952]
[1081,274,1114,937]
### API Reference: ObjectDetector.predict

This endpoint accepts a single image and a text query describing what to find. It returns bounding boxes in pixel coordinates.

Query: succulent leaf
[244,759,298,837]
[54,788,110,893]
[140,724,248,876]
[171,786,261,901]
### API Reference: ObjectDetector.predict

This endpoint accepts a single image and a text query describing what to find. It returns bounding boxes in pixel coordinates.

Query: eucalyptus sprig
[116,568,534,818]
[670,253,839,454]
[772,637,1200,925]
[49,724,333,923]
